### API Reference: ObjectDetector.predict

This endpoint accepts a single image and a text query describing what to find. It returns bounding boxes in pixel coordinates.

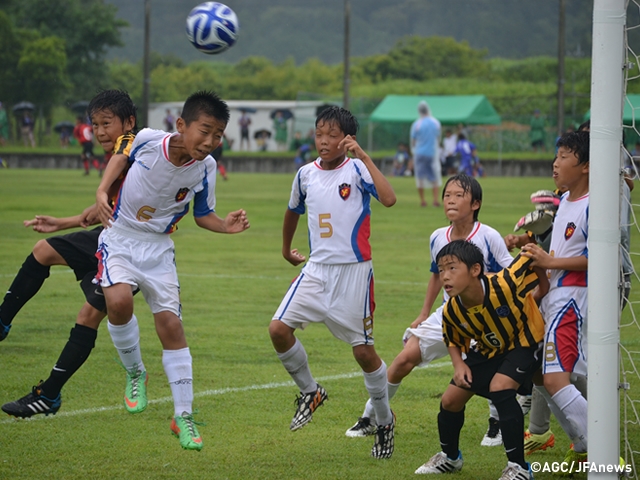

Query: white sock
[107,315,144,372]
[551,385,588,452]
[529,386,552,434]
[488,400,500,420]
[277,339,316,393]
[163,347,193,416]
[362,381,400,422]
[363,362,393,426]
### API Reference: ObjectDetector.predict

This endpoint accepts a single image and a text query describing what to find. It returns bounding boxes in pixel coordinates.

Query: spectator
[530,109,546,152]
[410,101,442,207]
[392,142,411,176]
[273,111,288,151]
[21,111,36,148]
[238,111,252,150]
[164,109,175,133]
[0,102,8,146]
[441,129,458,176]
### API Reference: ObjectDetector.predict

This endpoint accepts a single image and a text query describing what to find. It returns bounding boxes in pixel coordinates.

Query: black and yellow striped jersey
[114,132,135,156]
[442,254,544,358]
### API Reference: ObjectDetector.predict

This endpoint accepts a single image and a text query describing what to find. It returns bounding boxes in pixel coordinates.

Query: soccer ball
[186,2,239,55]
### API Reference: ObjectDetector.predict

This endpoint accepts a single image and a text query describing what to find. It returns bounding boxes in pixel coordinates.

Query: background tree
[3,0,126,101]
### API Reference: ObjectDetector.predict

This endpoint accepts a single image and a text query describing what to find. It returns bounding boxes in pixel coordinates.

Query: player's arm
[23,203,100,233]
[95,153,129,227]
[521,243,588,271]
[282,208,305,266]
[340,135,396,207]
[504,232,535,251]
[532,265,549,303]
[194,209,249,233]
[411,272,442,328]
[449,346,472,388]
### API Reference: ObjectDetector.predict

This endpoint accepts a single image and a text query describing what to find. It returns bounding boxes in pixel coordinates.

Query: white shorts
[272,261,375,347]
[541,286,587,375]
[402,305,449,366]
[95,225,182,317]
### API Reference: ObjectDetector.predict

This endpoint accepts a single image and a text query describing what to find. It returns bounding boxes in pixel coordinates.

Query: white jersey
[289,157,379,264]
[429,222,514,302]
[548,192,589,288]
[112,128,217,234]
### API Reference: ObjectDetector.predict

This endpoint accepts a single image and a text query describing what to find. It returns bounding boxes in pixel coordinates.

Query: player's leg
[525,383,555,455]
[542,289,588,458]
[488,346,540,479]
[0,237,73,340]
[270,266,326,431]
[153,309,202,451]
[415,384,471,474]
[352,344,394,458]
[347,317,444,436]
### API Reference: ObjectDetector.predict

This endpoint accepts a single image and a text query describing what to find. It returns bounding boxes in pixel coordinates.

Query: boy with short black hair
[345,174,518,448]
[521,130,590,471]
[2,90,139,418]
[268,106,397,459]
[415,240,547,480]
[95,90,250,451]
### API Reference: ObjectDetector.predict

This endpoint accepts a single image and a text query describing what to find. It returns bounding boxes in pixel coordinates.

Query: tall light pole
[557,0,566,135]
[142,0,151,127]
[343,0,350,110]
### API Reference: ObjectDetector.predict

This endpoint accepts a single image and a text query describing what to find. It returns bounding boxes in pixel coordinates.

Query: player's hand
[452,364,473,388]
[79,204,99,228]
[504,234,523,251]
[521,243,553,268]
[410,315,427,329]
[96,189,114,228]
[224,209,250,233]
[23,215,61,233]
[283,248,306,266]
[339,135,365,159]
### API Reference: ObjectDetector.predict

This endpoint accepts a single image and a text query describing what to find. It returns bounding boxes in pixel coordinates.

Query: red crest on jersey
[175,187,189,202]
[339,183,351,200]
[564,221,576,240]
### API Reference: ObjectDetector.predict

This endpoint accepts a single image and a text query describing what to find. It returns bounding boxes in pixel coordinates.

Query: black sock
[490,389,526,469]
[0,253,50,325]
[40,324,97,398]
[438,403,464,460]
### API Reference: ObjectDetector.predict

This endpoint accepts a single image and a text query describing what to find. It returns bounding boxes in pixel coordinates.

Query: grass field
[0,170,636,479]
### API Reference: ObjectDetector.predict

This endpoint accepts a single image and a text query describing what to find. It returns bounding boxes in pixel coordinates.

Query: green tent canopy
[584,94,640,124]
[369,95,501,125]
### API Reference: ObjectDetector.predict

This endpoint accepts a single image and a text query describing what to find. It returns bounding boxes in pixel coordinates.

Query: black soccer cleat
[2,382,62,418]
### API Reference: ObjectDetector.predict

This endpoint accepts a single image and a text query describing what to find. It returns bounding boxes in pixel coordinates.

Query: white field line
[0,362,449,424]
[0,269,427,286]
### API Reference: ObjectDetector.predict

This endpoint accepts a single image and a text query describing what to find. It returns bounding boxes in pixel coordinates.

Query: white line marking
[0,362,449,424]
[0,269,427,286]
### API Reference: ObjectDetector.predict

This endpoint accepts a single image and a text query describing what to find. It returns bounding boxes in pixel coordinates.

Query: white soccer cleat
[415,451,463,474]
[481,417,503,447]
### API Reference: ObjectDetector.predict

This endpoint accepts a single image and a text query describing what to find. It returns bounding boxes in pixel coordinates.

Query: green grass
[0,171,636,479]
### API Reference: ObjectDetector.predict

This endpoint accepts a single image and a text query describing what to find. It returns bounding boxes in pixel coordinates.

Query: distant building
[148,100,323,152]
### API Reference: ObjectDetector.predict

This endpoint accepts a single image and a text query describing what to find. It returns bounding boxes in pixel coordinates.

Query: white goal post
[588,0,625,478]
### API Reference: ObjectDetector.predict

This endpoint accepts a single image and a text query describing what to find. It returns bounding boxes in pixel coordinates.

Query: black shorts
[241,128,249,140]
[81,141,94,157]
[46,227,105,312]
[451,344,542,398]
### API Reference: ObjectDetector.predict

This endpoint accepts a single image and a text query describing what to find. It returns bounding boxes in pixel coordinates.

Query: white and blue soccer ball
[186,2,239,55]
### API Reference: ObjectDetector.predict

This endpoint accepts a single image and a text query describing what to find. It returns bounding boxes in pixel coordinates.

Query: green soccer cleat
[123,366,148,414]
[555,446,587,476]
[171,411,204,451]
[524,429,555,455]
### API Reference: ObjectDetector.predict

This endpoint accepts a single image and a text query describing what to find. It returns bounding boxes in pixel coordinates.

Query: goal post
[588,0,625,477]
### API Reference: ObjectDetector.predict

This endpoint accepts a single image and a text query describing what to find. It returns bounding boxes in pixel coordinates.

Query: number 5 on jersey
[319,213,333,238]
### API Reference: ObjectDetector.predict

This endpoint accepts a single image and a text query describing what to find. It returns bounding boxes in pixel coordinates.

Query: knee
[105,299,133,324]
[32,240,58,266]
[76,305,106,330]
[441,392,465,412]
[352,345,381,372]
[269,320,294,348]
